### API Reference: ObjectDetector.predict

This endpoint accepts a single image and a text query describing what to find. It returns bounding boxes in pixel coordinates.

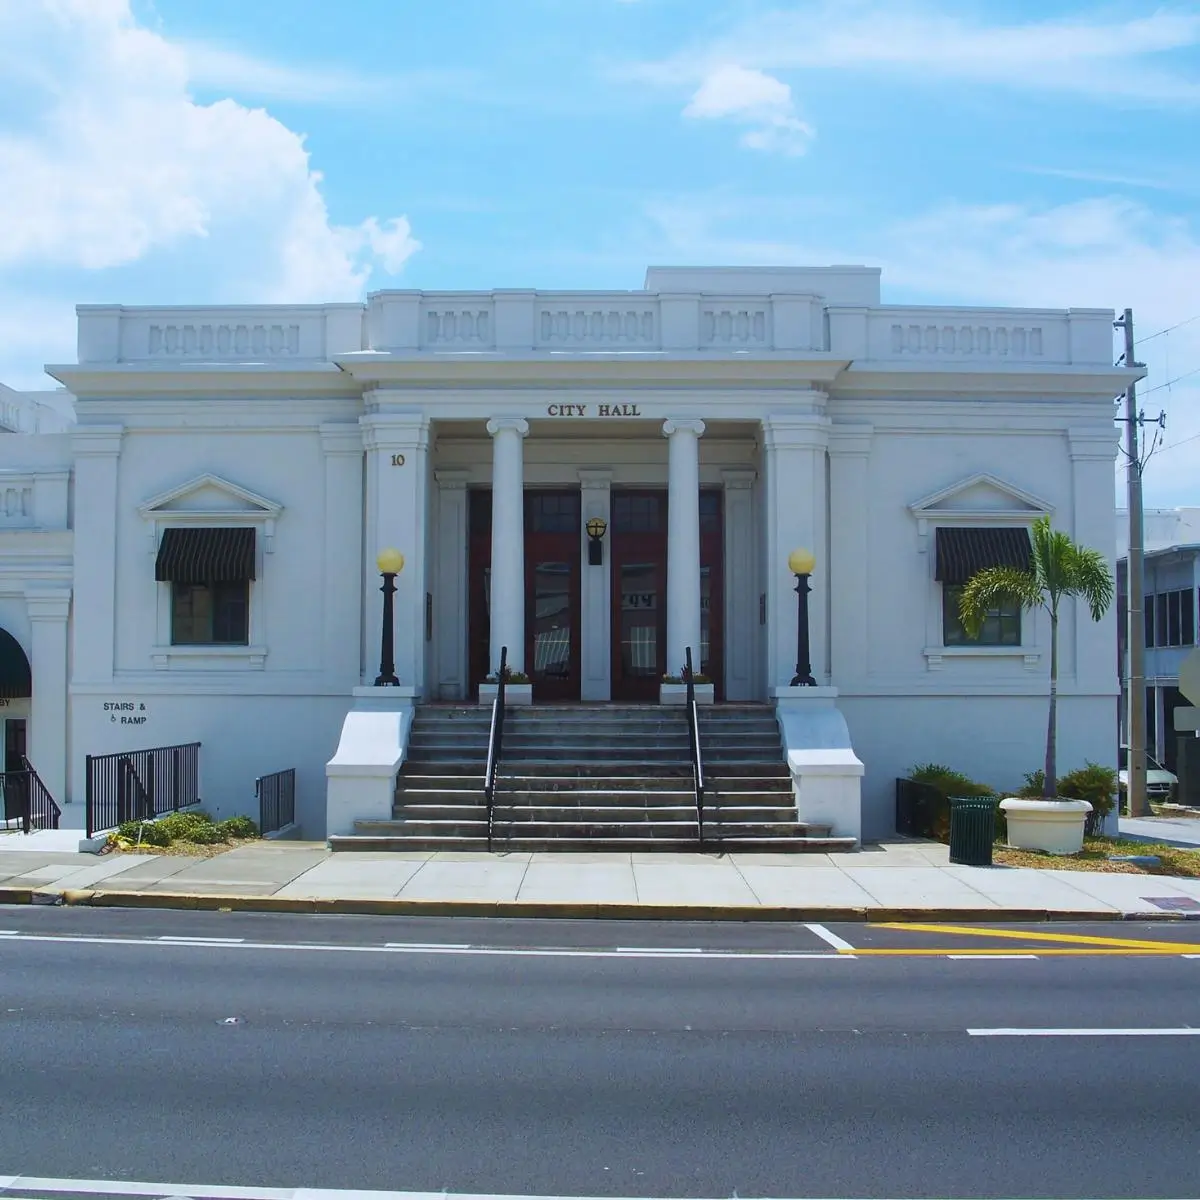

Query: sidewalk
[3,838,1200,920]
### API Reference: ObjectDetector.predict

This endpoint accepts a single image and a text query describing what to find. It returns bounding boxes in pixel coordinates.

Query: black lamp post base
[789,672,817,687]
[373,675,401,687]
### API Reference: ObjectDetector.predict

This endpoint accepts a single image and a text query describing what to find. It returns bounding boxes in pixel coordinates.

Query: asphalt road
[2,908,1199,1199]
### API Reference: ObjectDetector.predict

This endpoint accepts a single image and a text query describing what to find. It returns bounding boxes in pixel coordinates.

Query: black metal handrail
[86,742,200,838]
[257,767,296,835]
[1,758,61,834]
[684,646,705,845]
[484,645,508,851]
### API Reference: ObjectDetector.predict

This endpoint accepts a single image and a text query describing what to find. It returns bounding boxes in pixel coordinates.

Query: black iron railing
[484,645,508,851]
[895,778,944,839]
[256,767,296,835]
[85,742,200,839]
[1,759,61,834]
[684,646,705,846]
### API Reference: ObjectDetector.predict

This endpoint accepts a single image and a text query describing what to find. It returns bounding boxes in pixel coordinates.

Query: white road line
[0,931,848,961]
[969,1027,1200,1037]
[615,946,703,953]
[384,941,471,949]
[947,954,1038,960]
[1184,954,1200,959]
[0,930,19,937]
[804,922,856,952]
[158,936,246,944]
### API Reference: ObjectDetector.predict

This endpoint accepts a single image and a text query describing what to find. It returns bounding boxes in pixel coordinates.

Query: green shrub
[184,822,229,845]
[115,819,171,846]
[217,815,259,839]
[155,810,211,840]
[907,763,1001,842]
[1017,770,1045,798]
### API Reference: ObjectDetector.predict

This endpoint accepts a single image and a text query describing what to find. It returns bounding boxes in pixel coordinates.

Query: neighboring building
[1117,507,1200,773]
[0,383,75,434]
[1,266,1130,839]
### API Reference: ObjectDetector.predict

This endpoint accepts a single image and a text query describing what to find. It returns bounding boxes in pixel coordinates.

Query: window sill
[925,646,1041,671]
[152,644,267,670]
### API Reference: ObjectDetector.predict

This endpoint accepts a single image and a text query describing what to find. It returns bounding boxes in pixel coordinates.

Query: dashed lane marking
[969,1027,1200,1037]
[872,921,1200,952]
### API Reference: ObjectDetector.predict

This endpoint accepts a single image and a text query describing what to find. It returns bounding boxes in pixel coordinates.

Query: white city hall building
[1,266,1130,845]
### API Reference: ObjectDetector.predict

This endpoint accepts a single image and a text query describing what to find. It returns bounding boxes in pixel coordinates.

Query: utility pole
[1117,307,1149,818]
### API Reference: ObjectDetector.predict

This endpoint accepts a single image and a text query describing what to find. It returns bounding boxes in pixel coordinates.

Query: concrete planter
[478,682,532,706]
[660,682,714,705]
[999,797,1093,855]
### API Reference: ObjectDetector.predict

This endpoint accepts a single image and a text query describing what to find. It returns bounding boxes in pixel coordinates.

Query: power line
[1153,429,1200,456]
[1140,364,1200,396]
[1136,312,1200,346]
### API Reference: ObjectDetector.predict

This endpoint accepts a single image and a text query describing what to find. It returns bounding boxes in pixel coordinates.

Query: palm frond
[958,566,1041,637]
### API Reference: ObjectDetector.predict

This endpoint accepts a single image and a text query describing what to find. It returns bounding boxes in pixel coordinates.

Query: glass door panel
[531,561,572,685]
[619,562,660,682]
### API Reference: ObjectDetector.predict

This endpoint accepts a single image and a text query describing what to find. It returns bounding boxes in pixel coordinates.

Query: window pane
[1145,597,1155,648]
[613,494,661,534]
[1168,590,1182,646]
[212,581,249,644]
[1185,591,1197,646]
[528,492,579,533]
[1156,593,1168,647]
[172,581,248,645]
[530,561,571,679]
[943,584,1021,646]
[620,562,659,676]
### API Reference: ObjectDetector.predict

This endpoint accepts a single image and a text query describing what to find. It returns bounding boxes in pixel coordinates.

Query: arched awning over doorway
[0,629,32,699]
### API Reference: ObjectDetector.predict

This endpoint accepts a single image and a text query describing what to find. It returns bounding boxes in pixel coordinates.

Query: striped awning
[0,628,31,699]
[935,526,1032,585]
[155,527,256,584]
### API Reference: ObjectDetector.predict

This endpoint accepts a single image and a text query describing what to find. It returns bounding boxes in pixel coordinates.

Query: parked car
[1118,746,1178,802]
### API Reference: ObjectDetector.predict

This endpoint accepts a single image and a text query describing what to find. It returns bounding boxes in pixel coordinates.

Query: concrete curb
[10,888,1168,922]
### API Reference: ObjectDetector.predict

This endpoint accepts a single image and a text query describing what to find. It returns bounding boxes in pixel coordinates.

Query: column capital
[828,422,874,457]
[71,424,124,457]
[1068,425,1118,462]
[578,469,613,492]
[319,422,364,456]
[761,413,831,451]
[662,418,706,438]
[25,586,72,622]
[721,469,756,491]
[435,469,470,491]
[487,417,529,438]
[360,412,430,452]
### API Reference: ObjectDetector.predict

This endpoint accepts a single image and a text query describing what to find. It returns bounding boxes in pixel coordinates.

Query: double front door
[467,488,722,702]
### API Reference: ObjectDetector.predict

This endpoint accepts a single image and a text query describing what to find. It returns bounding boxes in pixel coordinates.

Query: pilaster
[25,586,71,804]
[70,425,123,682]
[579,469,613,701]
[361,407,431,693]
[828,424,874,686]
[761,407,830,689]
[320,423,365,687]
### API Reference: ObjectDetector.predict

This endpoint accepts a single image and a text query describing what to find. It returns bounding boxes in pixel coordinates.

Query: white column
[663,419,705,677]
[25,587,71,804]
[762,408,830,689]
[487,418,529,674]
[579,469,612,701]
[433,470,470,699]
[70,426,123,682]
[827,424,873,687]
[722,469,757,700]
[320,423,365,688]
[361,405,431,692]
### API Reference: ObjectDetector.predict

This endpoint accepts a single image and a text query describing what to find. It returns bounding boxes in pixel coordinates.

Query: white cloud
[683,65,813,156]
[0,0,420,382]
[633,3,1200,104]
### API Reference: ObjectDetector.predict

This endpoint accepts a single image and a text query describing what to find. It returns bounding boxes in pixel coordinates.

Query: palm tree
[958,516,1114,799]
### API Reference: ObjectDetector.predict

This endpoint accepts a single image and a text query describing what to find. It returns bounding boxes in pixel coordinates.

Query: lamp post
[788,547,816,687]
[374,547,405,687]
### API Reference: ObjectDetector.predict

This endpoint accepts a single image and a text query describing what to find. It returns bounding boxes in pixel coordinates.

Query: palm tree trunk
[1043,611,1058,798]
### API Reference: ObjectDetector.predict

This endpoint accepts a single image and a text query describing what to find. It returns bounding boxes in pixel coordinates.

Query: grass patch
[995,836,1200,877]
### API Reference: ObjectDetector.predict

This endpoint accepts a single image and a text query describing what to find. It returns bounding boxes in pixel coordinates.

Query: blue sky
[1,0,1198,503]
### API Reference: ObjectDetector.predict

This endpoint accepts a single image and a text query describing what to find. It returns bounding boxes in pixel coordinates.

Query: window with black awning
[934,526,1032,586]
[155,527,256,584]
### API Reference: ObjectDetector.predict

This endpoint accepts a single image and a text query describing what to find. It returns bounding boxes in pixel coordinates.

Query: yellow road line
[840,947,1197,956]
[872,922,1200,952]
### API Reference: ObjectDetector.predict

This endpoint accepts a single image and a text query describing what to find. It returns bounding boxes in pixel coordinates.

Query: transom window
[612,494,661,534]
[527,492,580,533]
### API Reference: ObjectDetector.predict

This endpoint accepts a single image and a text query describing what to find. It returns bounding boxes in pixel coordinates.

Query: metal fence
[895,777,946,839]
[85,742,201,839]
[1,764,61,834]
[256,767,296,835]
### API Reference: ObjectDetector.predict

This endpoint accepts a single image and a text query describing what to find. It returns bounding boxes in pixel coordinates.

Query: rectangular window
[1145,596,1155,648]
[1156,593,1169,646]
[1186,591,1197,646]
[1168,589,1182,646]
[942,585,1021,646]
[171,581,249,645]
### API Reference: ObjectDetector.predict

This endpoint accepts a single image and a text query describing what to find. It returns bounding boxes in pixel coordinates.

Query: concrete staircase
[329,703,857,852]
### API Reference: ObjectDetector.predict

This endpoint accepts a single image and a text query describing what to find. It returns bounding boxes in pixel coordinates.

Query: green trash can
[947,795,997,866]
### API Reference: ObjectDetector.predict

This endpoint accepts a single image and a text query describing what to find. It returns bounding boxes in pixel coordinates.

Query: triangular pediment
[909,473,1052,520]
[139,474,282,518]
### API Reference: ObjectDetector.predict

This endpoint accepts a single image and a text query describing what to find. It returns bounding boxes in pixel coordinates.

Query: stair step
[331,834,854,853]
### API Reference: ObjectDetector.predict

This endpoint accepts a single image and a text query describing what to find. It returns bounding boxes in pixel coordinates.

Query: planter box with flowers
[659,672,714,705]
[478,671,532,706]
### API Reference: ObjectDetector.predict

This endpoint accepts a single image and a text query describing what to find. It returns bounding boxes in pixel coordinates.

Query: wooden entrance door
[610,489,724,701]
[525,491,581,701]
[611,491,667,701]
